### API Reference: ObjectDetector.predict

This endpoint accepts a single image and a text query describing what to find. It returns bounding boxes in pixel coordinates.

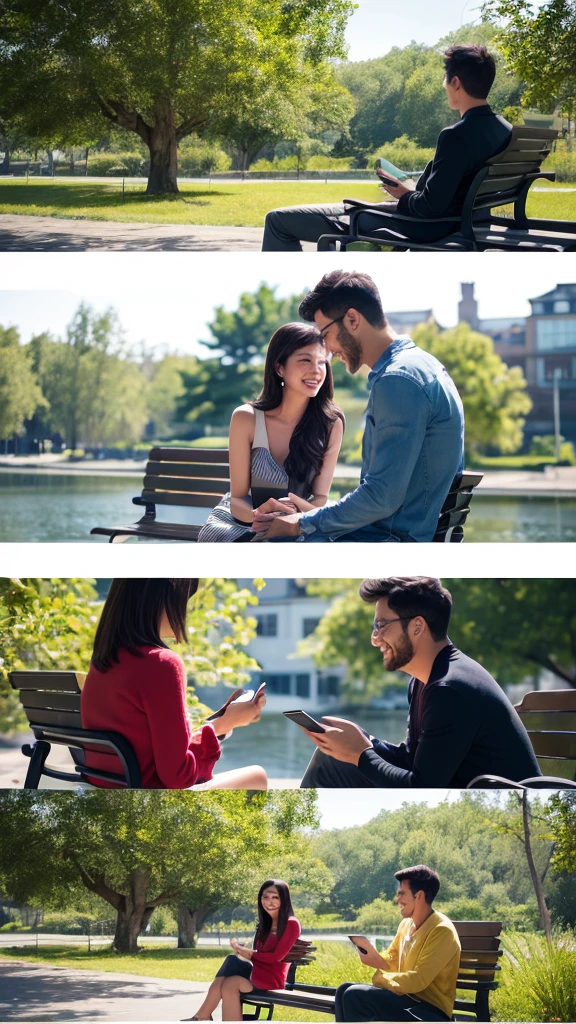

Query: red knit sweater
[81,646,221,788]
[251,917,301,991]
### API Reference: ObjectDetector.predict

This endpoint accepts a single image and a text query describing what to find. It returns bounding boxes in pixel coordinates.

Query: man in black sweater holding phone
[299,577,541,788]
[262,45,512,250]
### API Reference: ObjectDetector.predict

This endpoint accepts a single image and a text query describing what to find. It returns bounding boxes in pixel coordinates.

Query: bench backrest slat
[23,707,82,729]
[19,689,81,713]
[143,474,230,496]
[515,690,576,779]
[145,460,230,480]
[149,446,230,464]
[10,670,85,692]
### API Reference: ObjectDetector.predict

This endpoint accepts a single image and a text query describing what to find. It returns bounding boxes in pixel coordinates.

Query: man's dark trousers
[335,983,450,1022]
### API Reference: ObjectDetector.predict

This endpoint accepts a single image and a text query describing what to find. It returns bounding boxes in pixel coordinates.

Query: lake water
[215,709,409,778]
[1,470,576,542]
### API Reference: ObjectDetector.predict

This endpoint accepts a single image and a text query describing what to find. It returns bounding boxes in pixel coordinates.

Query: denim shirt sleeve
[300,373,430,537]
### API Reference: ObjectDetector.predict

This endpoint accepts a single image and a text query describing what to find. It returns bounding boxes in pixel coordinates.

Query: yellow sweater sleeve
[380,929,401,972]
[372,926,456,994]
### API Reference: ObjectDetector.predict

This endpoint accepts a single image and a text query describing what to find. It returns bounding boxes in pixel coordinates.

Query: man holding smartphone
[299,577,541,787]
[261,45,512,251]
[336,865,460,1021]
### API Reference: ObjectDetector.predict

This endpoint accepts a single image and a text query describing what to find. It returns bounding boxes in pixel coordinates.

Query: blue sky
[344,0,546,61]
[0,252,568,358]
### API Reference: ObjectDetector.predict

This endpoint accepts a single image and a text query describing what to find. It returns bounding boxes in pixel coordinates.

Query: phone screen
[283,710,326,733]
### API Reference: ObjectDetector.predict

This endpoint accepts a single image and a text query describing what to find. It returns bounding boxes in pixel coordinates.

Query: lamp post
[553,366,562,461]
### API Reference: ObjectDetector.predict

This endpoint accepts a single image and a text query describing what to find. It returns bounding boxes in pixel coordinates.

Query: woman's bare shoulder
[231,404,256,423]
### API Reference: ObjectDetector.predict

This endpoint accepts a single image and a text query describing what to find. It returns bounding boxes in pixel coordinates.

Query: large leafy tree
[0,577,260,733]
[301,578,576,701]
[413,321,532,457]
[0,790,321,953]
[177,284,306,427]
[1,0,354,194]
[26,304,149,451]
[484,0,576,118]
[0,325,46,442]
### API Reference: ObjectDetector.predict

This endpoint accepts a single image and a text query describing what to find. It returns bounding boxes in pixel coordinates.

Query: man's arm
[396,128,466,221]
[373,926,459,995]
[299,374,430,539]
[357,685,476,787]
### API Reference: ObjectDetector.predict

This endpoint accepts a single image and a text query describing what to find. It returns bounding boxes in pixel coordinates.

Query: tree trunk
[177,904,214,948]
[47,150,54,175]
[521,791,552,941]
[146,97,179,194]
[0,143,10,175]
[112,868,151,953]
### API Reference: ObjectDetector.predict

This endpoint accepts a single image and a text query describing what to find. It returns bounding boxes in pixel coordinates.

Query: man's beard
[384,629,414,672]
[337,322,363,374]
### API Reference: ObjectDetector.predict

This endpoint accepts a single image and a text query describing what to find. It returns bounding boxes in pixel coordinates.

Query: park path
[0,214,315,251]
[0,958,221,1021]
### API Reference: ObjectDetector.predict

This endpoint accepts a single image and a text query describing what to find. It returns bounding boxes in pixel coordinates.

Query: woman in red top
[187,880,301,1022]
[81,578,267,790]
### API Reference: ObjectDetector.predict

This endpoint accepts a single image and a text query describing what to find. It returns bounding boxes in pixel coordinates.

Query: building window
[266,674,291,695]
[256,614,278,637]
[295,674,311,698]
[536,319,576,352]
[318,674,340,697]
[554,301,571,314]
[302,617,321,638]
[532,302,545,315]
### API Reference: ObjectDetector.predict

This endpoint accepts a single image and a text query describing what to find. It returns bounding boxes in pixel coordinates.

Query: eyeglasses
[319,314,346,338]
[372,616,414,636]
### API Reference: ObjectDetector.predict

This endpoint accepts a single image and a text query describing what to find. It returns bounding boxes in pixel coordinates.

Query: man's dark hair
[395,865,440,904]
[299,270,387,329]
[444,45,496,100]
[359,577,452,641]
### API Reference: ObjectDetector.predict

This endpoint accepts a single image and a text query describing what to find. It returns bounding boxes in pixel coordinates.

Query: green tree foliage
[0,0,354,194]
[313,793,555,929]
[546,793,576,874]
[177,285,306,427]
[485,0,576,117]
[0,326,45,441]
[335,23,522,157]
[301,578,576,701]
[26,304,149,451]
[0,577,261,734]
[413,321,532,456]
[0,789,320,953]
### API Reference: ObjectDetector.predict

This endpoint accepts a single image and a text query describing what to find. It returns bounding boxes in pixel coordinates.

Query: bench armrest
[467,773,576,790]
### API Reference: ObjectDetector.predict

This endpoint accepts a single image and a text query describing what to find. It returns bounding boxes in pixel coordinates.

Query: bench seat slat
[92,522,203,541]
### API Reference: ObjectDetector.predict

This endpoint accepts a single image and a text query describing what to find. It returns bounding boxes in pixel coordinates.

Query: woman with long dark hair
[197,322,344,542]
[81,579,267,789]
[186,879,300,1021]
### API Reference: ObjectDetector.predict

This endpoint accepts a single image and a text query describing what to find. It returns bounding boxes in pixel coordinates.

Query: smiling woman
[197,322,344,542]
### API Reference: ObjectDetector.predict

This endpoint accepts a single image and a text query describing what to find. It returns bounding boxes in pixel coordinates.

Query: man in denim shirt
[252,271,464,543]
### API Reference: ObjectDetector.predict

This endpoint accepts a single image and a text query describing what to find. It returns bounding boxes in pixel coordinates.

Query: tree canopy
[301,578,576,700]
[1,0,355,192]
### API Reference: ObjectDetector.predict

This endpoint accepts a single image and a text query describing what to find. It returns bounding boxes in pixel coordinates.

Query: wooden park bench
[468,689,576,790]
[241,921,503,1022]
[90,446,482,543]
[9,670,142,788]
[317,127,576,253]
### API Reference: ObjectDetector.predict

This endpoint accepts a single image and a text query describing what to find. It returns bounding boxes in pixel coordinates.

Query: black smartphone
[375,168,399,188]
[348,935,370,955]
[283,710,327,733]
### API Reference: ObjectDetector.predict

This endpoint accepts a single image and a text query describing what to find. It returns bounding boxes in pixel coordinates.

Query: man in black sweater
[262,45,513,250]
[300,577,541,788]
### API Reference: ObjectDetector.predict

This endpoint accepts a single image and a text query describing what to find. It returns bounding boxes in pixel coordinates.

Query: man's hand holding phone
[349,936,389,970]
[375,166,413,198]
[302,716,372,765]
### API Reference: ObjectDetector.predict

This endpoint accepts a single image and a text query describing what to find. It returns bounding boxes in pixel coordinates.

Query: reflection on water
[0,470,575,542]
[217,709,409,778]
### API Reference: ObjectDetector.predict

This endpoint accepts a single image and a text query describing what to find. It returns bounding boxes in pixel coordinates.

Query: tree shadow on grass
[0,183,236,212]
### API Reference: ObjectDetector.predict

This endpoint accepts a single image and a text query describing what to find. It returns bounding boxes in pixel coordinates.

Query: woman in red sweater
[187,879,301,1022]
[81,578,267,790]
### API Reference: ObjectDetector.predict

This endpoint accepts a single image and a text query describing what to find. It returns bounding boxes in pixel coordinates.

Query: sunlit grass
[1,178,574,227]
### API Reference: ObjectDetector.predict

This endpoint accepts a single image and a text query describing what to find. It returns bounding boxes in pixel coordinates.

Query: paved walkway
[0,959,219,1021]
[0,214,315,251]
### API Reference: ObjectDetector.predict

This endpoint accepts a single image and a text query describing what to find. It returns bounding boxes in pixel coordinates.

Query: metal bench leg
[23,740,51,788]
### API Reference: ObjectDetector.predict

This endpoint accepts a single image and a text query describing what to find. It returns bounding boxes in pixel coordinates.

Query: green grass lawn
[1,178,575,227]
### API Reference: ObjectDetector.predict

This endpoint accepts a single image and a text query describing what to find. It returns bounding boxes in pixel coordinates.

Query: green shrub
[530,435,576,464]
[306,155,352,170]
[37,912,100,934]
[353,898,399,932]
[543,151,576,183]
[87,153,145,176]
[370,135,435,174]
[178,137,231,176]
[148,908,177,936]
[492,932,576,1023]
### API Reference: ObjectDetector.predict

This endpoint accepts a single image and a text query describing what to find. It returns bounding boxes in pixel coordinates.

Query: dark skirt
[215,953,253,981]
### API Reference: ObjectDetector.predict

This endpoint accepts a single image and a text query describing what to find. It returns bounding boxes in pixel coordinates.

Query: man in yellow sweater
[336,865,460,1021]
